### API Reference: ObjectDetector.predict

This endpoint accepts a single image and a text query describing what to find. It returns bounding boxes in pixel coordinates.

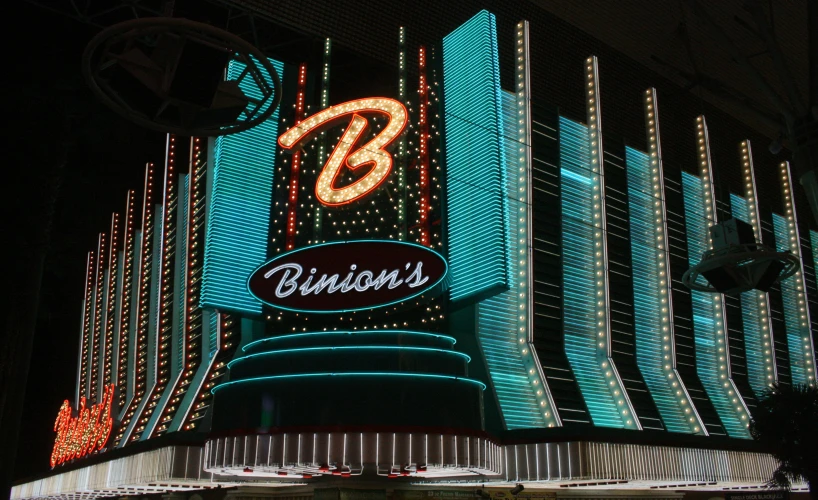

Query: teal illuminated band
[242,330,456,353]
[246,240,449,314]
[682,168,750,438]
[731,193,771,397]
[627,146,701,433]
[201,57,284,315]
[228,346,470,369]
[773,213,814,386]
[442,9,510,303]
[560,116,630,428]
[474,90,550,430]
[211,372,487,394]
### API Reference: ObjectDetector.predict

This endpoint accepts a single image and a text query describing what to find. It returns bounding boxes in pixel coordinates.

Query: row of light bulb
[117,190,136,408]
[646,89,704,434]
[587,56,638,429]
[314,38,332,240]
[115,162,155,447]
[740,141,777,388]
[103,213,121,390]
[90,232,107,404]
[80,251,95,402]
[514,22,558,428]
[779,161,816,386]
[697,116,750,429]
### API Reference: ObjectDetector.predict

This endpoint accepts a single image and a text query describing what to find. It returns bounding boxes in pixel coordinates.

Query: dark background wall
[235,0,802,220]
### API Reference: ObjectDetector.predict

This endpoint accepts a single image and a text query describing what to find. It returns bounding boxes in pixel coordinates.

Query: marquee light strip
[90,232,107,404]
[78,251,95,406]
[516,20,560,428]
[689,115,750,437]
[585,56,640,430]
[286,63,308,251]
[183,313,237,428]
[418,46,431,246]
[131,135,177,442]
[739,141,777,393]
[397,27,407,239]
[278,98,408,207]
[314,39,331,241]
[103,213,120,391]
[778,161,817,386]
[116,162,155,447]
[636,88,705,434]
[153,138,205,437]
[115,190,136,409]
[211,372,487,394]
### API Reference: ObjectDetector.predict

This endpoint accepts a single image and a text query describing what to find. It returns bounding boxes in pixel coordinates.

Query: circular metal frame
[82,17,281,136]
[682,243,800,294]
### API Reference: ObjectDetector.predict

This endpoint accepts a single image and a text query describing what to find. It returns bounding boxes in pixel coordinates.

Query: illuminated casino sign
[50,384,114,467]
[278,97,408,206]
[248,240,448,313]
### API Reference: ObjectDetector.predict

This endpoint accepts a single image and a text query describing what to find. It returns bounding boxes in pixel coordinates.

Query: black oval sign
[248,240,448,313]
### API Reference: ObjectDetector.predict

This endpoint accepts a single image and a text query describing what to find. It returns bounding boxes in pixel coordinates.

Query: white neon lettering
[371,269,403,290]
[262,261,432,299]
[336,265,357,293]
[264,263,302,298]
[406,262,430,288]
[308,274,340,294]
[298,268,318,295]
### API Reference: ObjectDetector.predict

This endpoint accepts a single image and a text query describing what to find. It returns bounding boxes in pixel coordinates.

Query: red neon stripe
[286,63,308,251]
[418,46,431,247]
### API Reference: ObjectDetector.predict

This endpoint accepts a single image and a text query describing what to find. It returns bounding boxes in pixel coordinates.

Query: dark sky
[8,3,164,480]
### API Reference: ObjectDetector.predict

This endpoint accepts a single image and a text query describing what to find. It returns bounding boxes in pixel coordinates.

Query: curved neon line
[211,372,486,393]
[228,345,471,368]
[246,240,448,314]
[242,330,456,352]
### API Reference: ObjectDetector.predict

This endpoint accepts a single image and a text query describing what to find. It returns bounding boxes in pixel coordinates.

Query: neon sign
[248,240,448,313]
[278,98,408,206]
[50,384,114,467]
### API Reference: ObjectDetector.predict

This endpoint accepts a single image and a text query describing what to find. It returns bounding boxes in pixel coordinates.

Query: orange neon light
[50,384,114,467]
[278,98,408,206]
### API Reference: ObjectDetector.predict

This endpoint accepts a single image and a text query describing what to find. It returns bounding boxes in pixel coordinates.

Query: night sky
[8,3,165,480]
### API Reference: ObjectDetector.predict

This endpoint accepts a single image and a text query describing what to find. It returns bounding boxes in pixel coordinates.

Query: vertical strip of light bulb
[78,251,95,405]
[418,46,431,247]
[116,191,136,409]
[183,312,237,430]
[690,115,751,437]
[516,21,560,427]
[634,89,705,434]
[90,232,107,403]
[116,162,155,447]
[286,64,308,251]
[397,27,407,240]
[778,161,817,386]
[171,138,209,432]
[153,138,198,436]
[585,56,640,430]
[103,213,120,391]
[134,135,177,441]
[314,39,331,242]
[739,141,777,394]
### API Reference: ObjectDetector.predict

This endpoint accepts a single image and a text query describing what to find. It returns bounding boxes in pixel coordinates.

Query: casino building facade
[13,7,817,500]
